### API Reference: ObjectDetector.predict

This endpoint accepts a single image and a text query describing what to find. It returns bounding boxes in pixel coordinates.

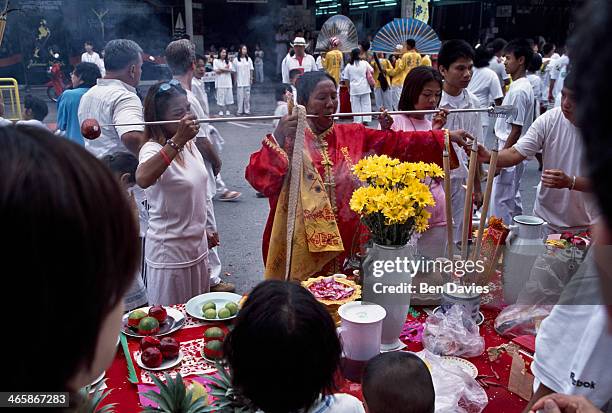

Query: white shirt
[468,66,504,126]
[139,140,209,268]
[16,119,48,129]
[550,54,570,99]
[273,101,288,128]
[440,89,482,179]
[213,59,233,89]
[513,108,595,229]
[341,60,372,96]
[233,57,254,87]
[527,73,543,117]
[494,77,534,144]
[489,56,510,88]
[0,117,11,127]
[256,394,364,413]
[281,53,317,83]
[192,77,209,117]
[81,51,105,76]
[78,78,144,158]
[185,89,216,200]
[316,55,324,70]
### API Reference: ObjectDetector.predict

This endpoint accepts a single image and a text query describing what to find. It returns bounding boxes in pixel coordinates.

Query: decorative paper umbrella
[371,18,441,55]
[0,1,18,47]
[315,15,358,53]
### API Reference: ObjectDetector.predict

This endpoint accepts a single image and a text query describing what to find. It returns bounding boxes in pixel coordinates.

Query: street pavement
[27,81,541,294]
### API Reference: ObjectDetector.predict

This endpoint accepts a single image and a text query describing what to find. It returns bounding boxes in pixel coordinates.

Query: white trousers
[374,87,394,110]
[255,62,264,83]
[490,161,525,226]
[391,86,402,110]
[146,260,210,306]
[216,87,234,107]
[350,93,372,123]
[450,176,466,244]
[236,86,251,114]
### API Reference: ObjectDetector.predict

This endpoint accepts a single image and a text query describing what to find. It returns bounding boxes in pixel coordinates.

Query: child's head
[23,95,48,122]
[363,352,435,413]
[437,40,474,91]
[503,38,534,78]
[528,52,543,73]
[275,83,293,102]
[100,152,138,191]
[289,68,302,85]
[224,280,341,413]
[398,66,442,112]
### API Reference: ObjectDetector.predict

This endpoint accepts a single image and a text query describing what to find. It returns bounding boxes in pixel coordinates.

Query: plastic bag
[422,305,485,357]
[416,349,488,413]
[494,304,553,337]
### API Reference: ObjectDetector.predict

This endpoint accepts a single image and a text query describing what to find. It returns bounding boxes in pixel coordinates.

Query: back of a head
[406,38,416,49]
[437,39,475,70]
[289,68,302,82]
[74,62,102,88]
[350,47,361,64]
[165,39,196,76]
[24,94,48,121]
[275,83,292,102]
[488,38,507,55]
[100,152,138,185]
[224,280,341,413]
[505,38,534,70]
[363,352,435,413]
[474,45,492,68]
[0,126,139,391]
[542,43,555,56]
[528,52,543,73]
[104,39,143,72]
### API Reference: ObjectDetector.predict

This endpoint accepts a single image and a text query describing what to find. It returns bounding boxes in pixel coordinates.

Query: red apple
[141,347,163,368]
[149,305,168,324]
[160,337,180,359]
[140,336,161,352]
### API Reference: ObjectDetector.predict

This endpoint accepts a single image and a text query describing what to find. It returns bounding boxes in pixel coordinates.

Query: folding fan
[315,15,358,53]
[371,18,441,55]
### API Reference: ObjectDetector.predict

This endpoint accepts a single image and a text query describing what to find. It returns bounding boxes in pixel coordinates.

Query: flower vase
[362,242,416,351]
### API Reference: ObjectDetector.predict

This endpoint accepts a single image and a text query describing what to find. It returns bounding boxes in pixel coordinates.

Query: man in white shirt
[477,79,594,234]
[487,38,511,92]
[81,41,105,77]
[468,45,504,138]
[78,39,144,157]
[281,37,317,84]
[490,39,535,227]
[438,40,483,244]
[164,39,236,293]
[17,95,49,130]
[192,56,210,117]
[549,52,570,108]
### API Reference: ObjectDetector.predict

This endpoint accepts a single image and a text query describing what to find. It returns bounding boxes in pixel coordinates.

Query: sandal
[219,190,242,201]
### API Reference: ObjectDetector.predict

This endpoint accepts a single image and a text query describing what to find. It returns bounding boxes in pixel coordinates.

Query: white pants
[350,93,372,123]
[374,87,393,110]
[450,176,467,244]
[490,161,525,226]
[255,61,264,83]
[216,87,234,107]
[146,260,209,306]
[391,85,402,110]
[237,86,251,114]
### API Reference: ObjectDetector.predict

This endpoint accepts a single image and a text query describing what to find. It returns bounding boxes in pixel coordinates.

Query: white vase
[362,242,415,351]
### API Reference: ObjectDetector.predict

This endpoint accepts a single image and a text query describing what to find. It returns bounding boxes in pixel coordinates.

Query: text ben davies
[372,282,490,295]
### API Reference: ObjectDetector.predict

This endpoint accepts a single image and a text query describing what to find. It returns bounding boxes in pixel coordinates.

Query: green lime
[218,308,231,319]
[201,301,216,313]
[225,302,239,316]
[203,308,217,319]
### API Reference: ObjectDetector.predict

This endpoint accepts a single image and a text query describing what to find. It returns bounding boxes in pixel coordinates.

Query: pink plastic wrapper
[307,277,355,301]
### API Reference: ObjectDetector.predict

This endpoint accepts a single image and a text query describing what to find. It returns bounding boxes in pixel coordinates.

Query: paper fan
[315,15,358,53]
[372,18,441,55]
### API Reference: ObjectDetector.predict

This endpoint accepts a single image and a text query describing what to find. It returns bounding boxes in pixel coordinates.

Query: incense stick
[461,139,479,260]
[473,139,499,260]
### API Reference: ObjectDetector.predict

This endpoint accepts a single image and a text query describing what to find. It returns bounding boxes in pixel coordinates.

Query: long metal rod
[99,107,497,128]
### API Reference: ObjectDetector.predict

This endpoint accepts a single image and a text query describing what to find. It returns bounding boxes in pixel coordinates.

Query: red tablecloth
[104,307,527,412]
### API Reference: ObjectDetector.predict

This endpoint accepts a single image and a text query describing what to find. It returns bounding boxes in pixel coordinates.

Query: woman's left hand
[541,169,571,189]
[378,108,394,130]
[432,109,449,130]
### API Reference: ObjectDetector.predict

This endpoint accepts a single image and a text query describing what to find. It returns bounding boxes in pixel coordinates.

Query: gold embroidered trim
[311,128,338,214]
[264,135,289,161]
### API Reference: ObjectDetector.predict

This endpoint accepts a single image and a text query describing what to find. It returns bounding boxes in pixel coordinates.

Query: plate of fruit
[135,336,183,371]
[122,305,185,337]
[185,292,242,321]
[200,326,228,363]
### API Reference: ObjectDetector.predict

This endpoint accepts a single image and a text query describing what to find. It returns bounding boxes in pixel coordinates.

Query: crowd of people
[0,1,610,411]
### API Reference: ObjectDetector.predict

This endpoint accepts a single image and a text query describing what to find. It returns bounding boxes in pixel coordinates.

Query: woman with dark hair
[56,61,102,145]
[467,45,504,137]
[233,44,254,115]
[136,81,211,305]
[342,48,373,124]
[246,71,472,281]
[1,125,138,396]
[224,280,364,413]
[254,43,264,83]
[214,48,234,116]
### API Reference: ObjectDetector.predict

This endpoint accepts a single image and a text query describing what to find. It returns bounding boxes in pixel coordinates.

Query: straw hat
[291,37,307,47]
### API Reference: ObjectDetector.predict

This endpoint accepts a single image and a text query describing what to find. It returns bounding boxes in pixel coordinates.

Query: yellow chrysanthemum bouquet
[349,155,444,246]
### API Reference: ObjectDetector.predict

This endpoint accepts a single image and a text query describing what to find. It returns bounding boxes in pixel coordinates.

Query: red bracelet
[159,148,172,166]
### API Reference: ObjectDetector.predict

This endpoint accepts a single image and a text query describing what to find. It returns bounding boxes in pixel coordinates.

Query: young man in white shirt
[487,38,511,92]
[548,51,570,108]
[81,41,105,77]
[477,78,594,234]
[438,39,483,244]
[164,39,236,293]
[17,95,49,130]
[78,39,145,157]
[192,56,209,117]
[468,45,504,138]
[281,37,317,84]
[490,38,535,227]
